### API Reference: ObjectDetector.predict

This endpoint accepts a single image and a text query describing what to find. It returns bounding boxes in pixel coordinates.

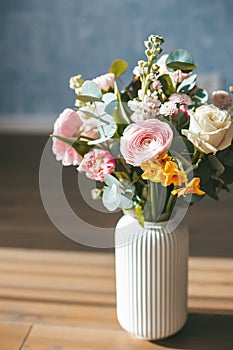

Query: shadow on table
[152,313,233,350]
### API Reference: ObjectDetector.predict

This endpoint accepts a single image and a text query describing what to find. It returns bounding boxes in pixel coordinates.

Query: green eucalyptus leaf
[109,59,128,78]
[166,49,196,73]
[120,195,134,209]
[76,80,103,103]
[79,109,98,119]
[177,74,197,93]
[51,135,94,157]
[158,74,176,96]
[102,175,134,211]
[88,120,116,145]
[104,99,118,116]
[102,184,121,211]
[104,174,121,187]
[76,95,103,103]
[110,141,121,158]
[193,88,208,103]
[82,80,102,98]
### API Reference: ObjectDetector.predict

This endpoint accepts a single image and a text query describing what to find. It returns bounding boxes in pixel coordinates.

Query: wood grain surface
[0,248,232,349]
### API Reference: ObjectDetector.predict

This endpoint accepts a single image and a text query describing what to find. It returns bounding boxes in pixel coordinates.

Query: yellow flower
[141,157,187,187]
[156,153,172,168]
[171,177,205,197]
[141,160,165,183]
[162,161,187,187]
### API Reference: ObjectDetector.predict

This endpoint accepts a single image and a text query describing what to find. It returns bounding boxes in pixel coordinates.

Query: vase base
[122,314,188,341]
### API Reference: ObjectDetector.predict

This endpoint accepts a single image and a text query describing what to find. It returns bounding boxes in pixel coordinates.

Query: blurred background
[0,0,232,256]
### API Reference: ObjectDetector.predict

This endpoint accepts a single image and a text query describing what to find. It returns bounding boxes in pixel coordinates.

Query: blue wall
[0,0,233,117]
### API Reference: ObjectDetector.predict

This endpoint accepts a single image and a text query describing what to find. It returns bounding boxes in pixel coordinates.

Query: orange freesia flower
[162,161,187,187]
[156,153,172,168]
[171,177,205,197]
[141,157,187,187]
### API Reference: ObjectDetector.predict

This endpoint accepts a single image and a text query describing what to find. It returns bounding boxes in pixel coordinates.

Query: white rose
[182,104,233,154]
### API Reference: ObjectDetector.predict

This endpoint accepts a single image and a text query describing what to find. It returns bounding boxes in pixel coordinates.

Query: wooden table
[0,248,232,350]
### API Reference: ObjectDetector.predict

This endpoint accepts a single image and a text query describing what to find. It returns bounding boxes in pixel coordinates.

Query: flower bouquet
[51,34,233,225]
[51,34,233,340]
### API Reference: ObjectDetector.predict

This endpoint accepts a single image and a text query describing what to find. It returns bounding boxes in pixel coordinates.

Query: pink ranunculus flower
[78,149,115,182]
[92,73,115,92]
[120,119,173,166]
[52,108,83,166]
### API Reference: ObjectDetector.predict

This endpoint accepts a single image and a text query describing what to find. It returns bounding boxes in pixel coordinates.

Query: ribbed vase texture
[115,214,189,340]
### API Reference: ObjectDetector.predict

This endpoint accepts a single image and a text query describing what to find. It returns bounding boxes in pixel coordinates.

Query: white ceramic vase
[115,213,189,340]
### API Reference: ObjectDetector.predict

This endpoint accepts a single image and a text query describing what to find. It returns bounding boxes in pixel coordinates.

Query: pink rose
[92,73,115,92]
[211,90,232,110]
[52,108,83,166]
[120,119,173,166]
[78,149,115,182]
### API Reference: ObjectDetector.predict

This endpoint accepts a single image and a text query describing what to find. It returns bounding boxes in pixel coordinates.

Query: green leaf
[113,102,130,124]
[220,167,233,185]
[193,88,208,103]
[193,157,211,185]
[76,80,103,103]
[135,204,144,227]
[76,95,103,103]
[82,80,102,98]
[109,59,128,78]
[166,49,196,73]
[88,118,117,145]
[51,135,94,157]
[104,99,118,116]
[102,175,134,211]
[217,144,233,167]
[177,74,197,93]
[208,155,225,176]
[102,183,121,211]
[120,78,141,102]
[110,141,121,158]
[158,74,176,96]
[113,82,130,124]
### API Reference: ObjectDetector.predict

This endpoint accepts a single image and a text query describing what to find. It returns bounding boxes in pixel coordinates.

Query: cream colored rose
[182,104,233,154]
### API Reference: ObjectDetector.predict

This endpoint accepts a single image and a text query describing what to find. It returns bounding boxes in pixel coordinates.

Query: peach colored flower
[92,73,115,92]
[78,149,115,182]
[120,119,173,166]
